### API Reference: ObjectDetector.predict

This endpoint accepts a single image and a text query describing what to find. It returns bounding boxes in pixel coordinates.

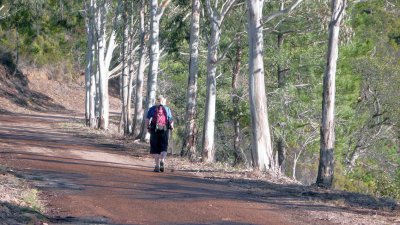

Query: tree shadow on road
[1,111,399,224]
[5,151,398,221]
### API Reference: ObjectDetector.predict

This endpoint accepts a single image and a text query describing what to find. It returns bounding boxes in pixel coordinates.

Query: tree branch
[264,0,304,24]
[217,41,235,63]
[220,0,237,22]
[157,0,171,19]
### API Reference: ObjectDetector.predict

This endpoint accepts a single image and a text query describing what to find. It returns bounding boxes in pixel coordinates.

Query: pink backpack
[152,105,167,130]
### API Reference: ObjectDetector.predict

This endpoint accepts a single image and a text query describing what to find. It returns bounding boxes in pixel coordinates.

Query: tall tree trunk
[247,0,274,172]
[95,62,100,128]
[121,1,129,135]
[202,0,236,162]
[276,32,287,173]
[181,0,200,160]
[85,33,93,126]
[277,138,285,173]
[126,5,135,135]
[84,0,93,126]
[134,0,146,139]
[94,31,100,129]
[232,35,247,166]
[202,19,220,163]
[97,2,108,129]
[96,1,117,130]
[316,0,346,188]
[140,0,169,141]
[88,0,97,128]
[277,33,286,88]
[89,61,97,128]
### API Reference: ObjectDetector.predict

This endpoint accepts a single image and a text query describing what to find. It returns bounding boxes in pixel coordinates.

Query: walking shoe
[153,166,160,172]
[160,161,164,172]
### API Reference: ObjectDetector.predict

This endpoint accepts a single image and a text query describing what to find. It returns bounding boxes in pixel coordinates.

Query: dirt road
[0,112,334,224]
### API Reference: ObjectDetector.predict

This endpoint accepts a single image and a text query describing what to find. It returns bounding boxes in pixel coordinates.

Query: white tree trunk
[182,0,201,160]
[89,0,97,128]
[97,2,108,129]
[317,0,346,188]
[126,6,136,135]
[147,0,160,110]
[293,154,298,180]
[89,60,97,128]
[121,2,129,135]
[202,16,220,163]
[134,0,146,138]
[84,0,94,126]
[202,0,236,163]
[84,34,91,125]
[247,0,274,172]
[140,0,169,141]
[96,1,117,130]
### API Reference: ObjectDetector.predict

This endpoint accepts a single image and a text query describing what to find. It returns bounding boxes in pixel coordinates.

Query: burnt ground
[0,60,399,224]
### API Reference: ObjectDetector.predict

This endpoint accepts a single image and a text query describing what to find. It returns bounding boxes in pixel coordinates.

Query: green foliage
[0,0,85,73]
[333,0,400,199]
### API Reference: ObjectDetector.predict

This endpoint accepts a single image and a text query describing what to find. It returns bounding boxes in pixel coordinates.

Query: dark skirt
[150,129,169,154]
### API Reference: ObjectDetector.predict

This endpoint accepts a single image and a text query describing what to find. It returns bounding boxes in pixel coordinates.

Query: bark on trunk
[126,8,135,134]
[202,19,220,163]
[232,35,246,166]
[181,0,200,160]
[140,0,169,141]
[316,0,346,188]
[95,1,118,130]
[277,33,286,88]
[201,0,236,162]
[134,0,146,139]
[247,0,274,172]
[84,0,94,126]
[277,138,285,173]
[121,2,129,135]
[97,3,108,129]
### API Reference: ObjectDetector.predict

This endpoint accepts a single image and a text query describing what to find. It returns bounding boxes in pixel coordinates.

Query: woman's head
[157,95,166,105]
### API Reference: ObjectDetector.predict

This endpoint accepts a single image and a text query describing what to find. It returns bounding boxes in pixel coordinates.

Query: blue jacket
[147,104,173,125]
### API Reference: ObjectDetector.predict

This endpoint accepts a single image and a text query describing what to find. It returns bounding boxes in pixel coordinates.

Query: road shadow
[0,113,130,154]
[5,150,398,221]
[0,111,398,224]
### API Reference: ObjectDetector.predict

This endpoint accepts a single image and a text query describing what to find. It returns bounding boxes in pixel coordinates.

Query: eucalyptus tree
[125,2,139,135]
[120,0,129,134]
[316,0,346,188]
[114,0,141,135]
[95,0,120,130]
[140,0,171,141]
[84,0,97,128]
[231,34,247,166]
[246,0,303,172]
[202,0,237,163]
[246,0,272,171]
[181,0,201,160]
[133,0,147,138]
[264,1,329,177]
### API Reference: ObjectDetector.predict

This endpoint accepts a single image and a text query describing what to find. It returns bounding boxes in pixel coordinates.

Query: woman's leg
[159,130,169,172]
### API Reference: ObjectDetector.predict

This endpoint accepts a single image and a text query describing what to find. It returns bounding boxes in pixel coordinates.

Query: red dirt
[0,112,323,225]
